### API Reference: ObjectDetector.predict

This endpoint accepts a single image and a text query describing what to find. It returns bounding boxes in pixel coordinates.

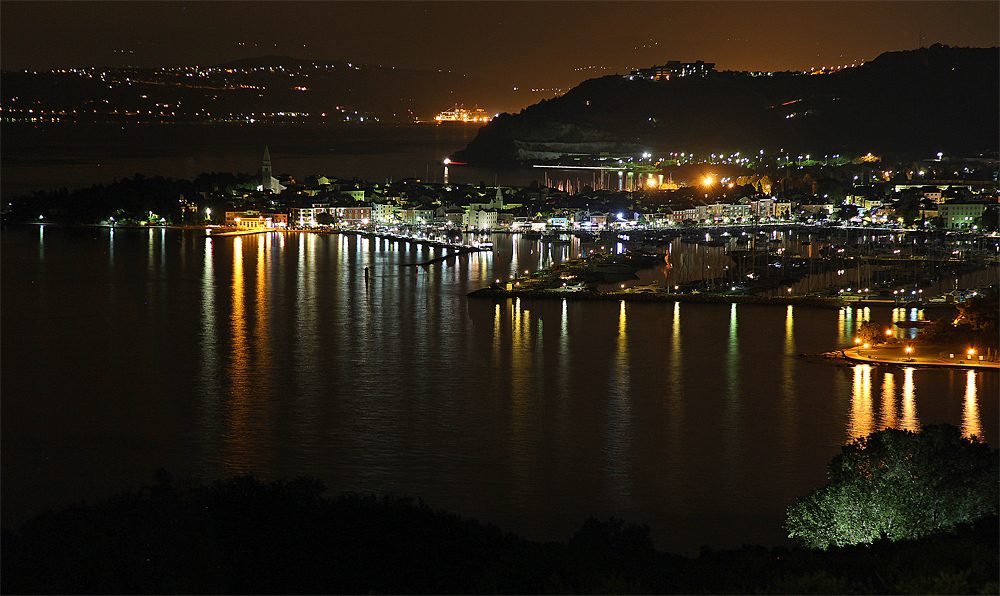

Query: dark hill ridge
[452,45,999,164]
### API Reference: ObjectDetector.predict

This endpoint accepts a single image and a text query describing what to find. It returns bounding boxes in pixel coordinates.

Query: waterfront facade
[226,210,288,229]
[938,201,988,229]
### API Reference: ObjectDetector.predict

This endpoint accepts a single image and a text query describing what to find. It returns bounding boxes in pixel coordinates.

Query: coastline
[840,345,999,370]
[467,286,851,309]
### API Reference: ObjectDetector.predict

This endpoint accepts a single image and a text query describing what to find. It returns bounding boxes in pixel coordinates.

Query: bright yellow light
[703,176,713,186]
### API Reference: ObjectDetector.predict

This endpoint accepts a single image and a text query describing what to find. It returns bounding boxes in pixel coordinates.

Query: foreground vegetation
[4,449,997,594]
[787,425,998,549]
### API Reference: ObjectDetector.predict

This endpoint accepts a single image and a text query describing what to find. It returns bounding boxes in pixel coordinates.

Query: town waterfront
[3,225,996,555]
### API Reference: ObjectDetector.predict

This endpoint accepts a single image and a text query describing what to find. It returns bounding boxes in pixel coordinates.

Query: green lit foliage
[786,424,998,550]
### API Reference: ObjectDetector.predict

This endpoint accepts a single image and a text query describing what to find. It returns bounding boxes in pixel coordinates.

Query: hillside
[452,45,999,164]
[0,55,537,123]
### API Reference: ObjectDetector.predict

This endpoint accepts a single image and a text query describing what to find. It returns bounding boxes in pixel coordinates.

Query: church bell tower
[261,146,272,192]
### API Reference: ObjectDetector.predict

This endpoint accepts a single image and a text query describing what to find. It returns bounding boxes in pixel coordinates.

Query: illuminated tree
[854,320,885,346]
[955,289,999,334]
[786,425,998,550]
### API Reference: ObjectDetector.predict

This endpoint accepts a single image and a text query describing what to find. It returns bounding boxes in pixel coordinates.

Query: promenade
[842,344,999,370]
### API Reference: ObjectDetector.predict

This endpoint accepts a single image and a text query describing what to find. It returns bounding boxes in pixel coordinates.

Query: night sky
[2,1,998,90]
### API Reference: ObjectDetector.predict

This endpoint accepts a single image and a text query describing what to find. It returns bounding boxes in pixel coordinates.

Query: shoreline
[840,346,999,370]
[467,286,968,311]
[468,287,853,309]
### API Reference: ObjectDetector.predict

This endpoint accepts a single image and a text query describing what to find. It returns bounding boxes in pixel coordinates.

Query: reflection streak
[880,373,897,430]
[722,303,742,499]
[509,297,535,506]
[664,301,685,512]
[778,305,797,483]
[848,365,874,440]
[197,238,221,467]
[962,370,982,439]
[901,367,920,432]
[222,238,252,474]
[604,301,634,509]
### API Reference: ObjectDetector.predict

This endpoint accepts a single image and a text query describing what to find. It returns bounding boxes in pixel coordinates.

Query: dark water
[3,225,995,555]
[0,122,536,200]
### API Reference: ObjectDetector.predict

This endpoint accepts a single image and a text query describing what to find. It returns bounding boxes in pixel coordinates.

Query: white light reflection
[962,370,982,439]
[722,302,743,500]
[492,302,502,368]
[197,237,220,433]
[779,305,797,479]
[604,300,635,510]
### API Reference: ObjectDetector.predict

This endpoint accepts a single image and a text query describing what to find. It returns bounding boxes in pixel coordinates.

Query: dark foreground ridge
[3,473,996,594]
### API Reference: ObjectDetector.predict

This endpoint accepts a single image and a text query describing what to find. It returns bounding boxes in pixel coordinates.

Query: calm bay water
[3,225,996,555]
[1,122,534,200]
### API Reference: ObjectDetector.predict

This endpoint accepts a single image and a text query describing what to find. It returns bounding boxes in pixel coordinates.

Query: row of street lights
[853,334,979,363]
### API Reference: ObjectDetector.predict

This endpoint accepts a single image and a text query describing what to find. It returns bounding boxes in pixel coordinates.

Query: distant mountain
[452,45,999,164]
[0,55,542,122]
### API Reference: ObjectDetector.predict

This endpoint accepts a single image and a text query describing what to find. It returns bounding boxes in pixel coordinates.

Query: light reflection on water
[880,373,898,430]
[604,301,634,511]
[963,370,983,439]
[2,226,997,556]
[902,367,920,432]
[849,363,947,441]
[849,365,874,440]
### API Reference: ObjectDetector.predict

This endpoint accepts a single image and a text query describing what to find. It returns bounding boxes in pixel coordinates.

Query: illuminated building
[938,200,988,229]
[258,146,286,194]
[226,210,288,229]
[434,105,491,122]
